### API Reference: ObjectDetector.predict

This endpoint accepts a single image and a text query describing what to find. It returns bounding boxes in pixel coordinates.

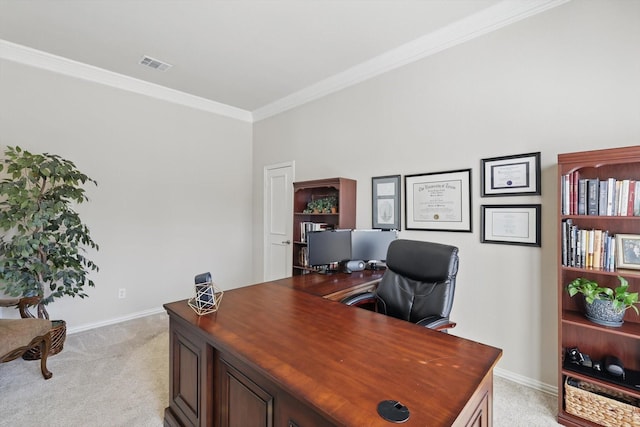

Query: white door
[264,162,294,281]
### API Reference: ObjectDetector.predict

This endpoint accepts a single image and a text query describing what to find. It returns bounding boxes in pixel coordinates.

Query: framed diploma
[372,175,401,230]
[481,204,541,246]
[481,152,541,196]
[405,169,472,232]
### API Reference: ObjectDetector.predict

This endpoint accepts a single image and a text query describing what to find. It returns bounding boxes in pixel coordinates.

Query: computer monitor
[351,229,398,263]
[307,229,352,269]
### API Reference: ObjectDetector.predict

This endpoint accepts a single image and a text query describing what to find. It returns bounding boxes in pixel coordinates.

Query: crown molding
[0,39,253,123]
[252,0,570,122]
[1,0,569,124]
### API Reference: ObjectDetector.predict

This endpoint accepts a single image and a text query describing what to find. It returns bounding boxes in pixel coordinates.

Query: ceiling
[0,0,567,121]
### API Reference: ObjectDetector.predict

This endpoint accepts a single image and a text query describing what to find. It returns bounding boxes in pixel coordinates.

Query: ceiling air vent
[139,55,172,71]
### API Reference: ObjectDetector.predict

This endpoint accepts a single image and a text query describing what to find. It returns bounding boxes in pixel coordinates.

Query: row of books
[299,221,329,243]
[299,247,309,267]
[561,219,616,270]
[561,173,640,216]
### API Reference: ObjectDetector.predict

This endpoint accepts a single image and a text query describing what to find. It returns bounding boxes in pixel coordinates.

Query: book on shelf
[561,219,568,266]
[560,174,640,216]
[606,177,616,216]
[571,171,578,215]
[607,236,616,270]
[627,180,636,216]
[560,219,615,270]
[577,179,587,215]
[587,178,599,215]
[562,174,570,215]
[299,222,328,243]
[299,247,309,267]
[619,179,630,216]
[592,229,602,269]
[598,180,608,215]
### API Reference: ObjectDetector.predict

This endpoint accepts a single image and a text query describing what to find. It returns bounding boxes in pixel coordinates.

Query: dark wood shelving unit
[557,146,640,426]
[292,178,356,275]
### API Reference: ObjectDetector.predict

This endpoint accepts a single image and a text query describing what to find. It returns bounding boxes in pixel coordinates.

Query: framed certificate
[372,175,401,230]
[481,204,541,246]
[405,169,472,232]
[481,152,541,197]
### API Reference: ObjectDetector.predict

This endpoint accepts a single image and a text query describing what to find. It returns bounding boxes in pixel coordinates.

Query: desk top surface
[165,280,502,426]
[269,269,384,298]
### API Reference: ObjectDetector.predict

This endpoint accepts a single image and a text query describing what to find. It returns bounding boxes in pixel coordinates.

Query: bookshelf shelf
[561,265,640,280]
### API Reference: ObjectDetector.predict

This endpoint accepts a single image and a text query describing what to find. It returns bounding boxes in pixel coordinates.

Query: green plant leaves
[0,146,99,306]
[566,275,639,315]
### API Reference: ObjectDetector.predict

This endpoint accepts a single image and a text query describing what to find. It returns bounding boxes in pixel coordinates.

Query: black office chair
[341,239,459,331]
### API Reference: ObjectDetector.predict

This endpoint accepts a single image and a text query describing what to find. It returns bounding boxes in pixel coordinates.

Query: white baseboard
[495,366,558,396]
[66,307,166,335]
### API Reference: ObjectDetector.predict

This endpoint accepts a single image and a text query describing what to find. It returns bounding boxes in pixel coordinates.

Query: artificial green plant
[0,146,99,317]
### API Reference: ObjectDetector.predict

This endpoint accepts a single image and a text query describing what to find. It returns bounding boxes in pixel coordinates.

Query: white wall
[252,0,640,390]
[0,59,254,330]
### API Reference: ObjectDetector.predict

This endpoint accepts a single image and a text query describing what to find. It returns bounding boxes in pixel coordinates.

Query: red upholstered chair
[0,296,53,379]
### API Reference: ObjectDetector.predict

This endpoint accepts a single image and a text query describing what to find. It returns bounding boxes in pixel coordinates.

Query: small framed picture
[616,234,640,270]
[481,152,541,197]
[372,175,400,230]
[481,204,541,246]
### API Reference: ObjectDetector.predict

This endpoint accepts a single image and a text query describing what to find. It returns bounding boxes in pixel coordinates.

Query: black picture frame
[372,175,401,230]
[481,152,541,197]
[480,204,541,246]
[405,169,472,232]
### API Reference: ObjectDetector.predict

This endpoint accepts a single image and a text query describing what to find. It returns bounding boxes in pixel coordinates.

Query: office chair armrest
[416,315,457,332]
[340,292,376,307]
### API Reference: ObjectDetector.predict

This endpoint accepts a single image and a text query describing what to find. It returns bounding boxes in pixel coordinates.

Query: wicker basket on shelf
[565,377,640,427]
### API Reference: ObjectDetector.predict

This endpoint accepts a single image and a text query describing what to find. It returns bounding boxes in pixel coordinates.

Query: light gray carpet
[0,313,561,426]
[0,314,168,427]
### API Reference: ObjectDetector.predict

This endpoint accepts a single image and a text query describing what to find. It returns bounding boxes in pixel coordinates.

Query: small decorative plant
[326,196,337,213]
[0,146,99,318]
[567,276,639,315]
[304,196,337,214]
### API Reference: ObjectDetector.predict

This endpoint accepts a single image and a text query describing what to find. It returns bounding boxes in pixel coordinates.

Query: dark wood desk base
[164,278,502,427]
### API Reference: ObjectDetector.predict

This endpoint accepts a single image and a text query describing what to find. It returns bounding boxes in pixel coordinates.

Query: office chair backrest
[376,239,459,324]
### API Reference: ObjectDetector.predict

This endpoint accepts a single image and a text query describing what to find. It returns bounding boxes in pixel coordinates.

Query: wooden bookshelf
[557,146,640,426]
[292,178,356,275]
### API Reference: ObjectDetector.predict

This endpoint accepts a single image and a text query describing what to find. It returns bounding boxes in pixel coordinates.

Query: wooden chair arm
[0,297,21,308]
[17,296,42,319]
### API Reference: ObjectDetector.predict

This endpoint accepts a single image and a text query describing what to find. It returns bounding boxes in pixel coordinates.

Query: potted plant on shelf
[327,196,338,213]
[0,146,99,358]
[320,197,331,213]
[305,199,319,213]
[566,276,639,327]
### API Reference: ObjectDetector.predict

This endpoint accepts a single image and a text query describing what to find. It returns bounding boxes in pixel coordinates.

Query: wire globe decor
[188,272,223,316]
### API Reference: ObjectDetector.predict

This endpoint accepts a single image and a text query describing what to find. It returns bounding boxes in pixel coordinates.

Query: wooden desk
[269,269,384,301]
[164,280,502,427]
